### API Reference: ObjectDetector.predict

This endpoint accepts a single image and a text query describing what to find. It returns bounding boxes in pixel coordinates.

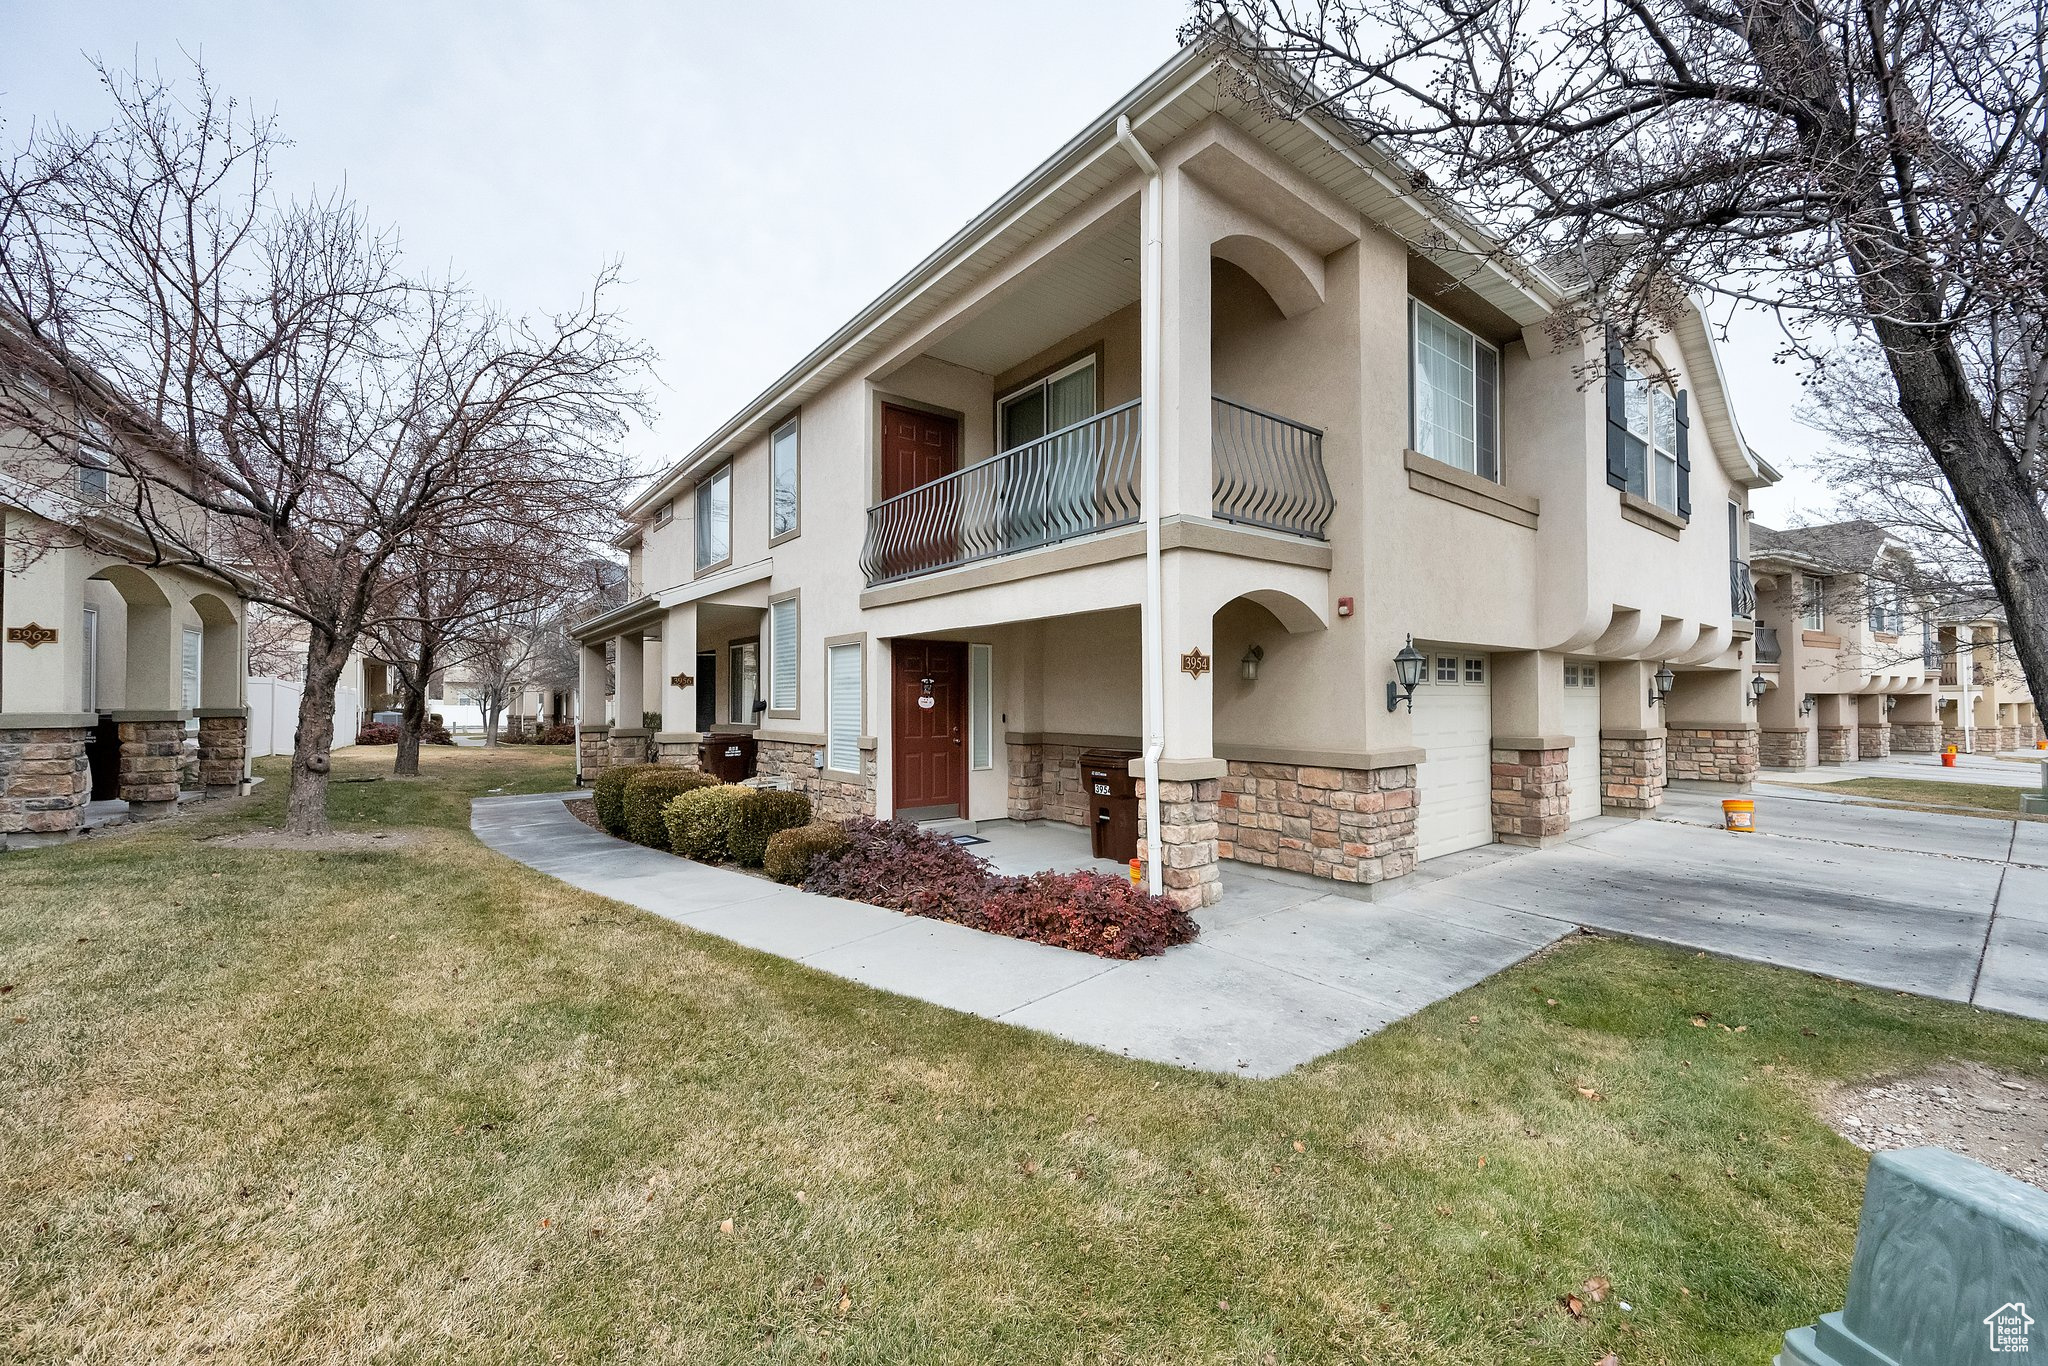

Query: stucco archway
[1211,231,1324,319]
[189,591,242,710]
[87,565,178,713]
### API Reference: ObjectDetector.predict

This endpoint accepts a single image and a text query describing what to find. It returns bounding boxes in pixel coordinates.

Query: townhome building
[1,333,252,848]
[1934,599,2039,753]
[573,41,1780,906]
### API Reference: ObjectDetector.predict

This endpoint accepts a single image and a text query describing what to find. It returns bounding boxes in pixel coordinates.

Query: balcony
[1729,559,1755,618]
[859,398,1332,588]
[1754,626,1781,665]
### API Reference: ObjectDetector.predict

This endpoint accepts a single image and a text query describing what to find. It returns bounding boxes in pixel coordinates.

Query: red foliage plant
[803,818,1196,959]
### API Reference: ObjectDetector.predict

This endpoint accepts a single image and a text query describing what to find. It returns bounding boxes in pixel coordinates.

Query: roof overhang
[623,42,1565,520]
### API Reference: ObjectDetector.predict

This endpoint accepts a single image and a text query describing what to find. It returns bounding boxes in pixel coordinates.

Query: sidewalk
[470,791,1567,1077]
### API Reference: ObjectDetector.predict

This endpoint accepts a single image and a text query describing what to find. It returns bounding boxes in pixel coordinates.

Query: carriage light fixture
[1747,674,1769,706]
[1386,635,1426,712]
[1241,645,1264,682]
[1648,663,1676,707]
[1799,693,1817,717]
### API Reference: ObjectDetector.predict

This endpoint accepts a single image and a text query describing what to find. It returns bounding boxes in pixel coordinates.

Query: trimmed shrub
[535,722,576,746]
[663,784,751,863]
[763,821,851,884]
[802,818,1197,959]
[624,767,720,848]
[980,870,1197,959]
[593,763,656,836]
[728,789,813,867]
[355,722,400,746]
[803,818,994,923]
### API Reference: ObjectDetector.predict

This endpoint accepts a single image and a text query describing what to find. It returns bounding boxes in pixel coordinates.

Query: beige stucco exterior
[574,44,1789,898]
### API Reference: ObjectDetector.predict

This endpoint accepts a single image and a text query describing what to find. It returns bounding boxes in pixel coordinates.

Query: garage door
[1563,661,1603,821]
[1413,650,1493,861]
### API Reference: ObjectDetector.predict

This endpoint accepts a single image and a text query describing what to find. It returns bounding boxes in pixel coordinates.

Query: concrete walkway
[471,792,1569,1076]
[472,779,2046,1078]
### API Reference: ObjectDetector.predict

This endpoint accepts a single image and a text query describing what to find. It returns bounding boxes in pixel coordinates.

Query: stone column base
[1667,726,1761,784]
[1136,775,1221,910]
[1216,760,1417,886]
[608,728,652,768]
[1856,722,1891,760]
[1941,724,1968,752]
[1005,741,1044,822]
[578,725,611,780]
[1891,722,1942,753]
[197,715,248,797]
[0,725,92,847]
[1491,746,1570,846]
[118,718,185,818]
[1998,724,2019,753]
[1600,733,1667,813]
[1817,725,1855,765]
[1759,727,1809,769]
[754,737,876,821]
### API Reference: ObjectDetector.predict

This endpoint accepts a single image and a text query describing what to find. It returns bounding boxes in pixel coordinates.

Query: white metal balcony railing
[859,397,1334,588]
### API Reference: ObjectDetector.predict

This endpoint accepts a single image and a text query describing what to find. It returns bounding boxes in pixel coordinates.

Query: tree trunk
[1875,332,2048,712]
[394,681,425,777]
[483,695,501,747]
[286,629,352,836]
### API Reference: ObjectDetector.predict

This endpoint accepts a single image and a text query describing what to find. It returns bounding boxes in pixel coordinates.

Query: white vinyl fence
[247,675,361,758]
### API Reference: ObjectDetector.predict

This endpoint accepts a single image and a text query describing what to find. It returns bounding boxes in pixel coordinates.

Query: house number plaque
[669,672,694,689]
[1180,647,1211,679]
[6,623,57,649]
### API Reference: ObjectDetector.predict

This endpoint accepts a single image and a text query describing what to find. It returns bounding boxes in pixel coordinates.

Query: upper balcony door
[881,404,959,498]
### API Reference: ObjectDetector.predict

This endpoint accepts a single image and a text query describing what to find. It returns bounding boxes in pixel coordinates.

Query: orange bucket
[2037,739,2046,750]
[1942,751,1958,767]
[1722,798,1755,833]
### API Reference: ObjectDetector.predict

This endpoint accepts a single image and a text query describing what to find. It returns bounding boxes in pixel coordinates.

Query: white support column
[613,634,646,730]
[1158,165,1214,522]
[660,602,699,744]
[577,642,608,725]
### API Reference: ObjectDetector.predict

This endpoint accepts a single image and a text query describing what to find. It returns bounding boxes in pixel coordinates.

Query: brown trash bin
[697,732,758,782]
[1080,748,1140,864]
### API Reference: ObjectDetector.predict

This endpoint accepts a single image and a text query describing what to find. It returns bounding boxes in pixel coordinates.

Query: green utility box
[1778,1147,2047,1364]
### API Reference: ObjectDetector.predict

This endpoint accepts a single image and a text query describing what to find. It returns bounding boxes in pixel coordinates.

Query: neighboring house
[1,338,252,848]
[1935,597,2038,754]
[573,39,1783,906]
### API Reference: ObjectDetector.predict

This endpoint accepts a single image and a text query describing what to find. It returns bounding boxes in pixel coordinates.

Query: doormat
[950,834,989,847]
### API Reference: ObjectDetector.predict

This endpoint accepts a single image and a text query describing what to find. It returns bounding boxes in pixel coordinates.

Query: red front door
[892,639,968,820]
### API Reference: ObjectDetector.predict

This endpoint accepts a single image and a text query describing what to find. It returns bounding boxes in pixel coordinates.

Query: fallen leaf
[1734,1025,1748,1032]
[1575,1086,1602,1101]
[1595,1355,1620,1366]
[1584,1276,1610,1302]
[1690,1017,1708,1028]
[795,1190,807,1203]
[1477,1156,1487,1168]
[836,1292,850,1317]
[1562,1293,1586,1319]
[1546,998,1558,1006]
[1020,1159,1040,1177]
[1468,1015,1481,1024]
[1292,1140,1305,1153]
[1217,1299,1230,1311]
[718,1218,734,1234]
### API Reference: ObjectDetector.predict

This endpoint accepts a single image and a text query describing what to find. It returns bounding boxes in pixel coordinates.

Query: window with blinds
[768,597,798,711]
[826,643,861,774]
[969,643,992,770]
[181,628,203,712]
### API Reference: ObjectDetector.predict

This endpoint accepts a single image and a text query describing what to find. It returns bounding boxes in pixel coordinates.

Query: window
[1409,300,1500,480]
[694,464,732,572]
[1802,576,1827,631]
[1435,655,1459,683]
[998,356,1096,452]
[1564,662,1596,689]
[1867,581,1904,634]
[181,627,203,711]
[771,417,799,539]
[80,606,98,712]
[77,418,110,501]
[767,595,798,712]
[728,639,758,723]
[826,642,862,774]
[654,500,673,527]
[968,643,993,770]
[1464,657,1486,683]
[1620,366,1680,511]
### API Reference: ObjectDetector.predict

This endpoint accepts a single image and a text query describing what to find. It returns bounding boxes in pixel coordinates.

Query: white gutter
[1116,115,1165,900]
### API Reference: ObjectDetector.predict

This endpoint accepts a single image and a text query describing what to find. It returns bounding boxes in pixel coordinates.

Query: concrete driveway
[472,775,2043,1079]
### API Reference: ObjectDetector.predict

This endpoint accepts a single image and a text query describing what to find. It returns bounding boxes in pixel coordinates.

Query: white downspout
[1116,115,1165,899]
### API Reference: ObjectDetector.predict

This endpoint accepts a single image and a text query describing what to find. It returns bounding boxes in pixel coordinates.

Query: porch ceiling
[921,213,1140,376]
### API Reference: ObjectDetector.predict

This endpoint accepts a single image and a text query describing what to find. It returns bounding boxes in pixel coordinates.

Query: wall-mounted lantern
[1799,693,1817,717]
[1386,635,1426,712]
[1241,645,1264,682]
[1747,674,1770,707]
[1647,663,1676,708]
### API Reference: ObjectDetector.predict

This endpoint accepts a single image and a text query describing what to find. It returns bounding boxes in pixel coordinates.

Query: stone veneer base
[1136,775,1222,910]
[1600,734,1667,813]
[1817,725,1854,765]
[118,718,184,816]
[1491,746,1569,846]
[1856,722,1891,760]
[198,715,248,796]
[0,725,92,847]
[1667,726,1761,785]
[1216,759,1418,886]
[1892,722,1942,754]
[1759,727,1809,769]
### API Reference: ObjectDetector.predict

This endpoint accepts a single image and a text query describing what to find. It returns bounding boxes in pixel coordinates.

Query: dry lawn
[4,746,2047,1363]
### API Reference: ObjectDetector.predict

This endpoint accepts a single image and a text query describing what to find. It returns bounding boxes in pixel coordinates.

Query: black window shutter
[1675,388,1692,518]
[1603,332,1629,491]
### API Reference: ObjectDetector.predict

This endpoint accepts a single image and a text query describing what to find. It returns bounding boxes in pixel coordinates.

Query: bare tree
[1193,0,2048,707]
[465,556,627,746]
[0,62,651,831]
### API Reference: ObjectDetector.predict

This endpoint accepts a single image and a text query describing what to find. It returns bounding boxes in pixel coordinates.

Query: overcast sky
[3,0,1829,524]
